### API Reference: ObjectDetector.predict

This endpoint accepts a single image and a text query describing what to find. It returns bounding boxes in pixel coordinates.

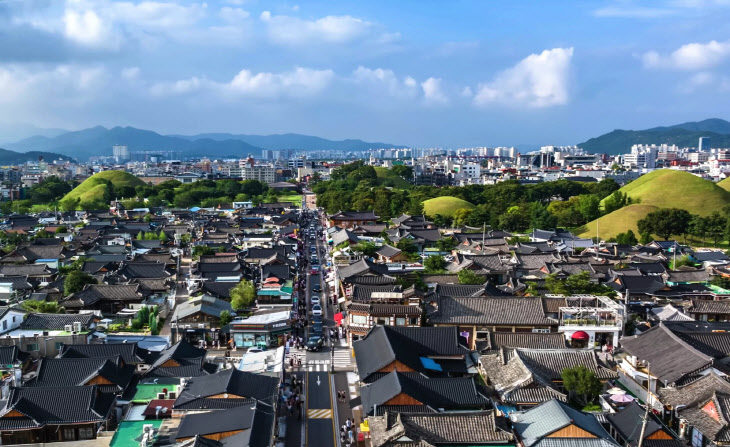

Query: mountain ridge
[0,147,73,165]
[6,126,407,160]
[577,118,730,155]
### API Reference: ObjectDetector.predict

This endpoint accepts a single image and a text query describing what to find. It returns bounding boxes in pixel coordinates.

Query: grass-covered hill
[717,176,730,193]
[62,171,146,204]
[580,169,730,238]
[373,167,411,189]
[423,196,476,217]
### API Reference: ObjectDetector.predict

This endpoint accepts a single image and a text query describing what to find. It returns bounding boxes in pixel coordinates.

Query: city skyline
[1,0,730,147]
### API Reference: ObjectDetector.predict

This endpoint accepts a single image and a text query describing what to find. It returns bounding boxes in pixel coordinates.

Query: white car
[310,295,320,305]
[311,304,323,316]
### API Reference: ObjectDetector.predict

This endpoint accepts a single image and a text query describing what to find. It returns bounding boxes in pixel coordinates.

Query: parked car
[310,268,319,275]
[311,322,323,335]
[312,285,322,293]
[306,336,324,351]
[311,295,321,305]
[312,304,323,316]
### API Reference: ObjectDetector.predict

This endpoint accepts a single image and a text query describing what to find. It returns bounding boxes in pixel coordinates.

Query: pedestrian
[346,418,352,430]
[287,401,293,416]
[348,428,354,444]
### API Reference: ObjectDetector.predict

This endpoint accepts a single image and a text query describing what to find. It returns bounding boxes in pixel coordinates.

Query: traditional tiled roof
[24,356,134,394]
[369,411,513,447]
[117,262,170,279]
[0,346,27,366]
[338,258,389,280]
[354,326,471,381]
[491,332,567,350]
[606,401,681,447]
[0,264,53,276]
[657,370,730,408]
[621,323,713,384]
[677,392,730,444]
[144,340,216,378]
[0,386,115,430]
[201,281,237,299]
[60,342,154,365]
[690,300,730,315]
[515,349,617,381]
[672,331,730,358]
[172,295,233,320]
[429,297,556,327]
[434,284,487,298]
[175,403,274,447]
[650,305,695,322]
[376,245,402,258]
[359,371,489,416]
[351,285,401,301]
[349,275,398,285]
[348,302,422,317]
[511,399,617,447]
[664,269,710,283]
[198,254,239,263]
[514,253,562,270]
[330,211,379,221]
[173,368,279,410]
[20,313,96,330]
[64,284,143,308]
[0,275,32,290]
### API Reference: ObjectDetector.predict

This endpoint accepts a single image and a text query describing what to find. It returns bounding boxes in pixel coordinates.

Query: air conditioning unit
[72,322,82,332]
[168,392,176,399]
[157,393,165,399]
[64,325,73,332]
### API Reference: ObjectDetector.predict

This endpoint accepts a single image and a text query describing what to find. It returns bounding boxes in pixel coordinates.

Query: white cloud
[473,47,574,108]
[121,66,141,80]
[219,7,250,23]
[0,64,107,109]
[151,67,335,99]
[259,11,374,45]
[593,6,675,18]
[351,66,419,99]
[642,40,730,70]
[63,9,111,48]
[421,77,448,105]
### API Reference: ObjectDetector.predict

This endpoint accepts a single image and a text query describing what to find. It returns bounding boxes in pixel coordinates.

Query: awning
[333,312,343,322]
[571,330,590,340]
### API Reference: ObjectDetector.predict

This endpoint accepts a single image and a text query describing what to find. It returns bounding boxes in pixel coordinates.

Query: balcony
[560,318,618,327]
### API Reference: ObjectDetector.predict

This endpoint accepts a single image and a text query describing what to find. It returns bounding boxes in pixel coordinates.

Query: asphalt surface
[304,213,337,447]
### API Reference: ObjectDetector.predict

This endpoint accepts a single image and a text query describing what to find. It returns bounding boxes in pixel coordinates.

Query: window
[351,315,367,325]
[376,318,387,325]
[26,343,39,352]
[78,427,94,440]
[409,318,419,325]
[2,320,6,331]
[63,428,76,441]
[395,317,406,326]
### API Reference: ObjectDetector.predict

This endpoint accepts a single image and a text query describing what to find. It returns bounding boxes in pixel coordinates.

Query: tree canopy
[231,279,257,310]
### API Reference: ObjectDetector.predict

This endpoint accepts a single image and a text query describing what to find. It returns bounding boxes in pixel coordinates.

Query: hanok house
[23,356,135,396]
[687,300,730,322]
[172,368,279,416]
[0,386,116,444]
[353,326,478,384]
[0,313,98,359]
[174,403,274,445]
[368,411,514,447]
[170,295,234,346]
[143,340,218,378]
[427,297,558,349]
[376,245,409,263]
[657,371,730,447]
[358,370,491,416]
[510,399,619,447]
[61,284,144,315]
[59,342,156,374]
[329,211,380,229]
[347,302,422,345]
[481,348,616,410]
[605,401,683,447]
[618,322,730,407]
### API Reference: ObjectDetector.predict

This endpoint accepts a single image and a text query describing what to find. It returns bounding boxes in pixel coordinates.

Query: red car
[310,268,319,275]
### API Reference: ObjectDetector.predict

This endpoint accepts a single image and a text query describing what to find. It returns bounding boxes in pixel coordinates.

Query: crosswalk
[307,409,333,419]
[285,347,354,372]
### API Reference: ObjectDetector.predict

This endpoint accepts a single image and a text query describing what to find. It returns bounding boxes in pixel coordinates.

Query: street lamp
[330,340,335,373]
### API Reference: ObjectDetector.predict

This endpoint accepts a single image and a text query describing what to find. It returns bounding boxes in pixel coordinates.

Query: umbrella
[607,387,626,395]
[610,394,635,403]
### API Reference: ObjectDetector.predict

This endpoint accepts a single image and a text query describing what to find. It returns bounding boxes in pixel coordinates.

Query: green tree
[219,310,233,327]
[391,165,413,180]
[64,270,97,296]
[21,300,65,314]
[562,366,602,407]
[639,231,653,245]
[354,241,379,257]
[615,230,638,245]
[603,191,632,214]
[458,269,484,285]
[192,245,215,260]
[435,237,456,252]
[637,208,692,241]
[424,255,447,273]
[545,271,616,297]
[231,279,256,310]
[578,195,601,223]
[149,314,159,335]
[396,238,418,254]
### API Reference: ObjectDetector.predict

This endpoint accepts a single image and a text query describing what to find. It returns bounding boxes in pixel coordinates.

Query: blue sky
[1,0,730,147]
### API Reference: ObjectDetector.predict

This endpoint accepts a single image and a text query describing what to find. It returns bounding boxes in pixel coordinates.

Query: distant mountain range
[578,118,730,154]
[5,126,407,160]
[0,148,73,165]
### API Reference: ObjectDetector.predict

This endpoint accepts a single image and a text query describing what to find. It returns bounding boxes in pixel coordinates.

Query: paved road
[306,370,336,447]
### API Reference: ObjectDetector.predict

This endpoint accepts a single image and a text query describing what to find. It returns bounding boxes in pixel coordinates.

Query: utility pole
[637,362,652,447]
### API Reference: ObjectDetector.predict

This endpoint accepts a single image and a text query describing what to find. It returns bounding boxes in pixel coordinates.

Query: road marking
[307,408,333,419]
[316,375,321,386]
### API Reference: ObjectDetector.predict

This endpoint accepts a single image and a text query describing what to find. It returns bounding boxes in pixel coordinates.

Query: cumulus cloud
[219,7,250,23]
[150,67,335,99]
[351,66,419,99]
[473,47,574,108]
[421,77,448,105]
[642,40,730,70]
[259,11,375,45]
